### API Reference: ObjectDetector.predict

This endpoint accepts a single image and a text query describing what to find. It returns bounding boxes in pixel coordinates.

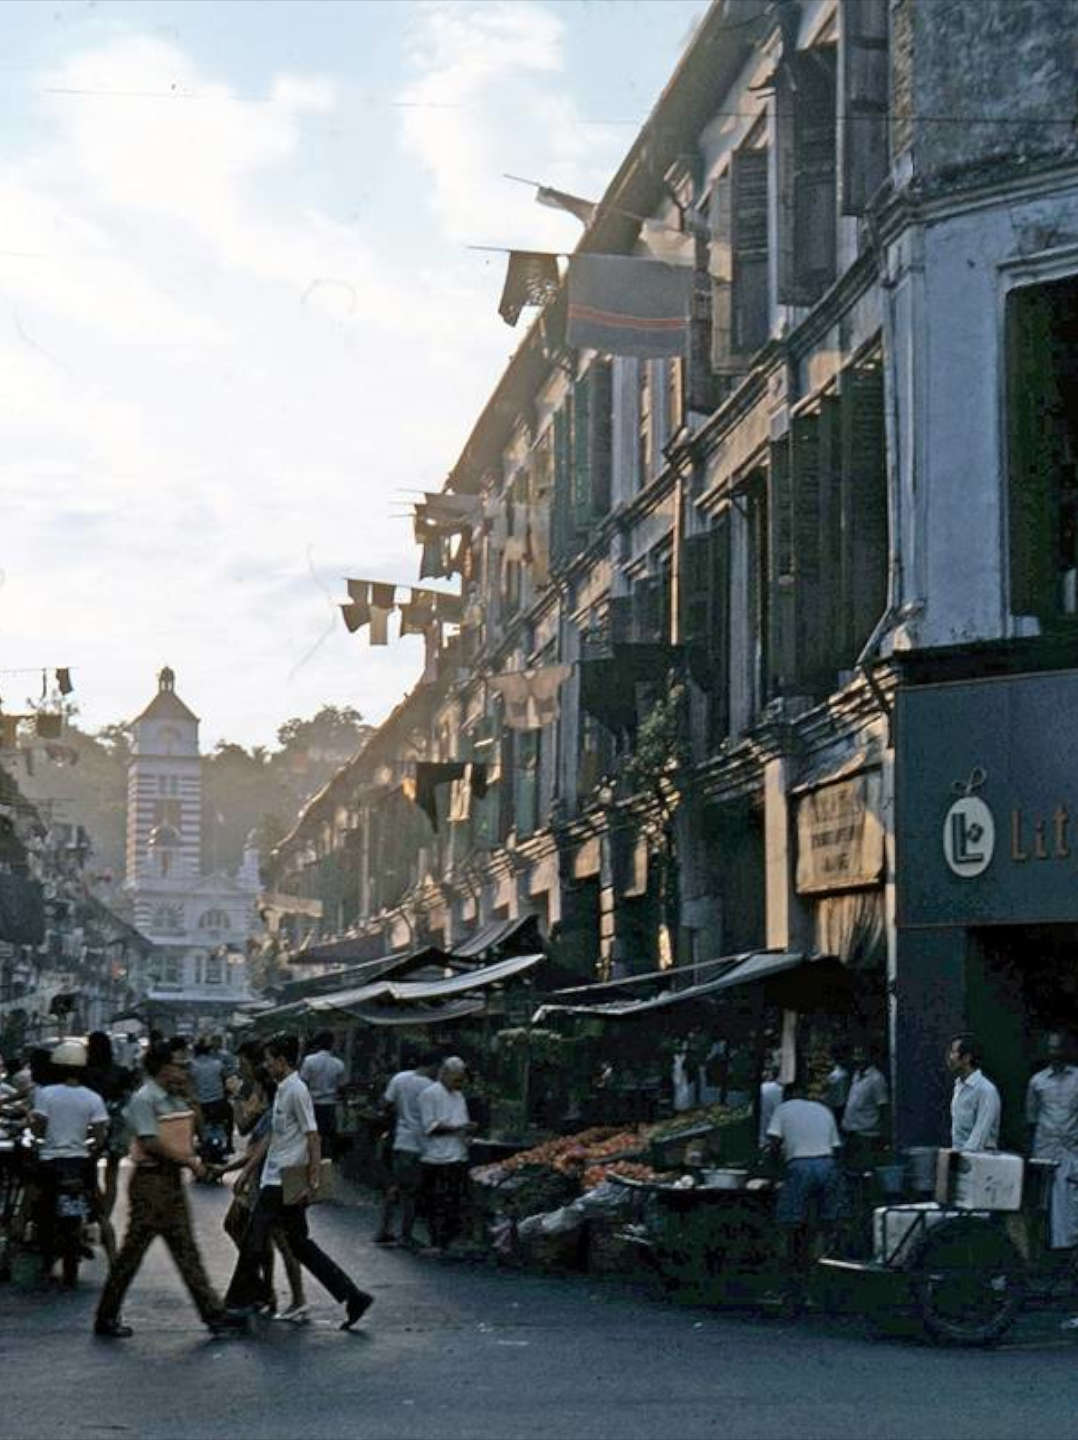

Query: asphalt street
[4,1174,1078,1440]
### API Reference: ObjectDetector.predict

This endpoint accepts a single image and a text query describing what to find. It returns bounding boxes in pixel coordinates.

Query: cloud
[398,1,626,248]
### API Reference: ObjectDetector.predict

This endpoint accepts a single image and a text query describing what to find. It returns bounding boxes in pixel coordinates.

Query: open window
[839,0,889,214]
[1008,276,1078,623]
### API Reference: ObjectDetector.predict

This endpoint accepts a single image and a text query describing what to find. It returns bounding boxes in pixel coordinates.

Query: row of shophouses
[267,0,1078,1153]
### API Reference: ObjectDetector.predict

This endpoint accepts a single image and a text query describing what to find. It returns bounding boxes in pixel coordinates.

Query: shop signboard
[897,671,1078,927]
[795,771,884,894]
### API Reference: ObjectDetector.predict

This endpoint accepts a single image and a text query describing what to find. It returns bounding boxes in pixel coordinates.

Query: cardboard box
[281,1158,335,1206]
[131,1109,195,1166]
[873,1202,948,1267]
[951,1151,1023,1212]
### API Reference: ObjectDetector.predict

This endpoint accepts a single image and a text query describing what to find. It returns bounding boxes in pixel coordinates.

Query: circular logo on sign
[942,796,995,877]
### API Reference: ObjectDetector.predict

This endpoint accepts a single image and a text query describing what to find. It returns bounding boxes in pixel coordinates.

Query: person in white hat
[30,1039,109,1282]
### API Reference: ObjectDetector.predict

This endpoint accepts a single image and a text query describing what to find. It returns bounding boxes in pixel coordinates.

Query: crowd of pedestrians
[0,1025,481,1340]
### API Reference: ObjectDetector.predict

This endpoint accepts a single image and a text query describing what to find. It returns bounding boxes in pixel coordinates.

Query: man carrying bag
[225,1033,372,1330]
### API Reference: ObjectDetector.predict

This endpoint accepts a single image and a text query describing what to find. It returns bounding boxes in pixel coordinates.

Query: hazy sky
[1,0,704,750]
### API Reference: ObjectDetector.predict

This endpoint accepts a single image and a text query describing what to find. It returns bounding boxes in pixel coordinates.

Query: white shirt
[384,1069,432,1154]
[758,1080,784,1147]
[767,1098,840,1161]
[842,1066,889,1138]
[261,1071,317,1188]
[300,1049,346,1104]
[417,1080,470,1164]
[33,1082,108,1160]
[1026,1065,1078,1156]
[951,1068,1001,1152]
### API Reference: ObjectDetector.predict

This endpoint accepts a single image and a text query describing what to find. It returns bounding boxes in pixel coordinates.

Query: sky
[0,0,705,751]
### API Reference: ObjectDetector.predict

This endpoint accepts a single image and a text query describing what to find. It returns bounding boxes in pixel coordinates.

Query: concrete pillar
[763,757,810,951]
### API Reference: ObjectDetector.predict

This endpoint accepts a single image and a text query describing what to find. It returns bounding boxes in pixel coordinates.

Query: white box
[951,1151,1023,1212]
[873,1202,947,1267]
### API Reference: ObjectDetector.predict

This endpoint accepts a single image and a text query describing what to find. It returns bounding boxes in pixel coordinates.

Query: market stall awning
[550,952,744,1002]
[341,997,486,1028]
[532,951,851,1022]
[308,952,546,1015]
[450,914,543,960]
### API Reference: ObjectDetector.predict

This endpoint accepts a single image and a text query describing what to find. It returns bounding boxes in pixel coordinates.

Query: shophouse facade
[268,0,1078,1149]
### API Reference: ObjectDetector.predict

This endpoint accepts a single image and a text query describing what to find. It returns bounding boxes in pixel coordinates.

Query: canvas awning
[338,998,486,1028]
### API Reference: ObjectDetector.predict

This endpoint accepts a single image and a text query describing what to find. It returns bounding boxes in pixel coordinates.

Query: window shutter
[687,230,719,413]
[590,358,613,517]
[768,435,796,694]
[777,52,838,306]
[791,409,827,691]
[552,401,572,564]
[839,0,890,215]
[841,358,889,653]
[817,394,844,659]
[709,514,732,738]
[732,148,770,352]
[1007,289,1061,622]
[680,531,714,685]
[572,370,592,533]
[709,170,736,373]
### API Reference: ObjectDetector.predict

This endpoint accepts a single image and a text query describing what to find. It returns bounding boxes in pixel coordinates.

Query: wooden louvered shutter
[768,434,796,694]
[552,401,572,565]
[791,409,827,692]
[839,0,890,215]
[590,358,613,518]
[1007,289,1061,622]
[777,51,837,306]
[681,531,714,683]
[572,369,592,534]
[709,514,732,739]
[816,394,843,664]
[709,169,736,374]
[732,148,770,352]
[841,358,889,653]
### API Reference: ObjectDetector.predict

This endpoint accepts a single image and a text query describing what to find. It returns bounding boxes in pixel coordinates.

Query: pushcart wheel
[914,1221,1024,1345]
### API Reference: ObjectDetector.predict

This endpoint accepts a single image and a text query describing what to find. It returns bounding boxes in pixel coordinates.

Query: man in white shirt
[375,1046,439,1247]
[226,1032,372,1330]
[1026,1029,1078,1249]
[767,1074,843,1314]
[417,1056,475,1254]
[758,1065,784,1148]
[841,1046,890,1169]
[31,1038,108,1282]
[299,1031,347,1160]
[948,1034,1001,1152]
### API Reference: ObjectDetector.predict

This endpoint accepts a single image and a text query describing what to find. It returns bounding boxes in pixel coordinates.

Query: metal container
[701,1168,749,1190]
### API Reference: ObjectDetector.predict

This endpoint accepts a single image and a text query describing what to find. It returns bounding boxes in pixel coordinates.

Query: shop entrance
[967,924,1078,1151]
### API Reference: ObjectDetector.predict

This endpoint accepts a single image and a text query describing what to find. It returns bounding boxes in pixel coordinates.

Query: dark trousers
[36,1157,94,1268]
[421,1162,467,1249]
[96,1167,224,1326]
[313,1103,337,1160]
[225,1185,361,1310]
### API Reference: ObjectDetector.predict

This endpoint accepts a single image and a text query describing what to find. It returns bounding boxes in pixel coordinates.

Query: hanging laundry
[399,590,436,636]
[369,606,391,645]
[419,535,452,580]
[371,583,396,610]
[0,716,19,750]
[536,184,597,226]
[55,668,73,696]
[488,665,572,731]
[35,713,62,740]
[448,763,488,824]
[340,601,369,634]
[347,578,370,605]
[434,592,464,625]
[498,251,561,327]
[411,761,467,831]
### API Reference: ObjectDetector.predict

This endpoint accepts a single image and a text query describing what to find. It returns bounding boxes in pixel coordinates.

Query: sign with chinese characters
[796,771,884,895]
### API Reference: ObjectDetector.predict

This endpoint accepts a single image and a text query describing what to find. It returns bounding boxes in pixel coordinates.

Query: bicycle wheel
[914,1220,1024,1345]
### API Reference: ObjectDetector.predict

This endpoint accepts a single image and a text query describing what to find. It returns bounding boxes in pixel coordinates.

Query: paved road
[4,1175,1078,1440]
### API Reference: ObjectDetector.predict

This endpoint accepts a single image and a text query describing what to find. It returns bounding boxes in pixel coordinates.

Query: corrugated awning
[309,952,546,1014]
[450,914,542,960]
[550,952,747,1001]
[332,998,486,1028]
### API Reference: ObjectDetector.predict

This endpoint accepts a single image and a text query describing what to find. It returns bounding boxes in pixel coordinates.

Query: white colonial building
[126,667,258,1028]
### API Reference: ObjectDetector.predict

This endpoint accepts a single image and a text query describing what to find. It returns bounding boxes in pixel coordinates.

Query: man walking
[948,1034,1001,1152]
[299,1030,346,1160]
[226,1033,372,1330]
[376,1046,438,1247]
[93,1041,239,1339]
[1026,1030,1078,1251]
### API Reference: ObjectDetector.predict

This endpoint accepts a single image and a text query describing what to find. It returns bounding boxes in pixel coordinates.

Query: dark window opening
[1007,276,1078,624]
